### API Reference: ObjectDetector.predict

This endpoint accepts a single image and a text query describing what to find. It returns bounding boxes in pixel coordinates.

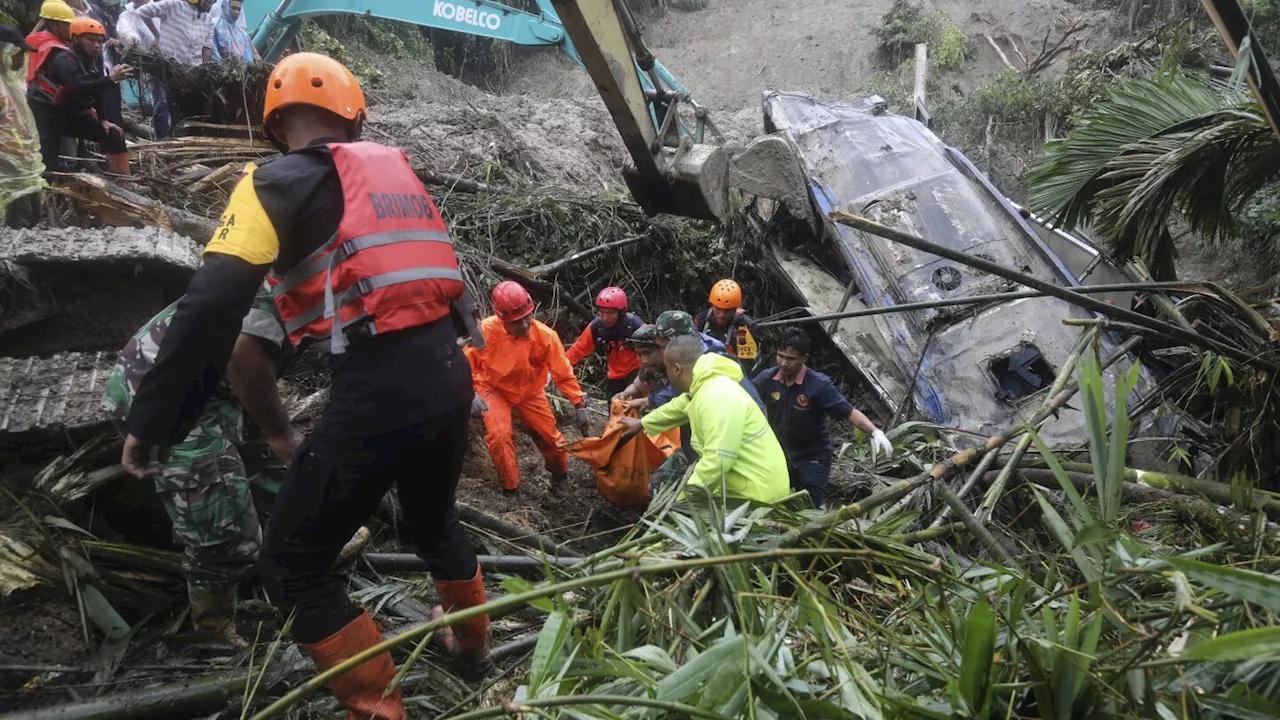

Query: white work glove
[870,428,894,464]
[471,395,488,418]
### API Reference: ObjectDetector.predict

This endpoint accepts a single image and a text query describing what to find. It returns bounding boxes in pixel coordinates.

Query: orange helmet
[708,279,742,310]
[70,17,106,38]
[263,52,366,138]
[492,281,534,322]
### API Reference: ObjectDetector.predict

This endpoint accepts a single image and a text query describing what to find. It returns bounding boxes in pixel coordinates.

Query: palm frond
[1028,72,1280,278]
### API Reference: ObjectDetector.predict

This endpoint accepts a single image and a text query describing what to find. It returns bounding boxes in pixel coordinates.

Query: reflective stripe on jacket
[642,353,788,504]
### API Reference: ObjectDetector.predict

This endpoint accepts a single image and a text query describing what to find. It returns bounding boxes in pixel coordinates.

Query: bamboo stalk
[828,212,1272,370]
[995,469,1280,539]
[958,327,1096,526]
[248,547,912,720]
[1043,461,1280,520]
[3,672,249,720]
[447,695,733,720]
[783,336,1142,548]
[364,553,579,574]
[754,281,1205,328]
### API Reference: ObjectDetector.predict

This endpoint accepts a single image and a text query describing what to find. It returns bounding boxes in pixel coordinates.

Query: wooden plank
[913,43,931,127]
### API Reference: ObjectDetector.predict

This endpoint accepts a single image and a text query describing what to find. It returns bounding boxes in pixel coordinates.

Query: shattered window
[989,345,1055,401]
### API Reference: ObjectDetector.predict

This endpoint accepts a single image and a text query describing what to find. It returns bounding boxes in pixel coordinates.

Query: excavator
[243,0,809,222]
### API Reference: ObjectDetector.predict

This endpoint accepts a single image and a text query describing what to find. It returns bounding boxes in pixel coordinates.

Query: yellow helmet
[39,0,76,23]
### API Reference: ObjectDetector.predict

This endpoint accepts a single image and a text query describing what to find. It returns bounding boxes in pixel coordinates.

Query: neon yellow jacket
[642,353,789,503]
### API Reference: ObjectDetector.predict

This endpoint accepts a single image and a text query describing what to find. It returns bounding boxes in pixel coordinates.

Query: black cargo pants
[259,404,478,644]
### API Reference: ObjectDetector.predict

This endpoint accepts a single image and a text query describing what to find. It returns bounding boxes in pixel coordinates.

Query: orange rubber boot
[299,610,406,720]
[105,152,130,175]
[432,566,494,681]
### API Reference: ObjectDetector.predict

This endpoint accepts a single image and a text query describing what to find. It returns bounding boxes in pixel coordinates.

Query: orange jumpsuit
[465,315,585,490]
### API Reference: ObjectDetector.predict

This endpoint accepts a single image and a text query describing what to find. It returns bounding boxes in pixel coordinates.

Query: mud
[455,408,638,555]
[361,53,629,189]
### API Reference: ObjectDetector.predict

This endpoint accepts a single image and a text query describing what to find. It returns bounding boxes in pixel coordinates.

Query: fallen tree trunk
[3,672,250,720]
[457,502,582,558]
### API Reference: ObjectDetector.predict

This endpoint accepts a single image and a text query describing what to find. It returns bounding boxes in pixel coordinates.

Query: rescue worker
[619,335,788,504]
[26,7,134,174]
[694,278,759,369]
[102,287,295,645]
[118,53,491,718]
[615,311,764,490]
[565,286,644,399]
[467,280,591,498]
[753,328,894,508]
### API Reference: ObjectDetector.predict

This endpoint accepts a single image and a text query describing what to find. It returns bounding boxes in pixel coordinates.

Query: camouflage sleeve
[238,283,286,350]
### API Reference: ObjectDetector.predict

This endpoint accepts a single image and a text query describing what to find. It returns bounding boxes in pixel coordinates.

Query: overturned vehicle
[759,92,1152,443]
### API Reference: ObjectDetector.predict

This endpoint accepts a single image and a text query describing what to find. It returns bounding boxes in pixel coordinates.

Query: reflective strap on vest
[279,264,464,353]
[272,229,454,296]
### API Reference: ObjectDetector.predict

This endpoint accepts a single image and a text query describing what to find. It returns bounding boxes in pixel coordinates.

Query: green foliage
[0,0,26,27]
[1236,184,1280,279]
[314,15,433,64]
[1027,70,1280,279]
[934,24,968,73]
[299,22,385,89]
[873,0,968,73]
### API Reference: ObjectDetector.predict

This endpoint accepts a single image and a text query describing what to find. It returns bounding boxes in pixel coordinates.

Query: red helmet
[595,286,628,311]
[492,280,534,322]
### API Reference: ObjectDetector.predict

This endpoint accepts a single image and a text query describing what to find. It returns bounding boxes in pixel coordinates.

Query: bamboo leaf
[1070,524,1115,549]
[530,611,575,693]
[656,635,742,703]
[1183,627,1280,661]
[958,595,996,716]
[1161,556,1280,612]
[620,645,678,675]
[1196,693,1280,720]
[502,577,557,613]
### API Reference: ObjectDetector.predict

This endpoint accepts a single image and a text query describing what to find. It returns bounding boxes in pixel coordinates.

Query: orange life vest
[268,142,464,353]
[25,32,69,106]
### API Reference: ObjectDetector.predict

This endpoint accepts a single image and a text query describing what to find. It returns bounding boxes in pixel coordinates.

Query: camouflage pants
[157,400,264,590]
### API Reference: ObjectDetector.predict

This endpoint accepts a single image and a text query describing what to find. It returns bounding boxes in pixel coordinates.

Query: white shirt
[117,6,159,49]
[136,0,213,66]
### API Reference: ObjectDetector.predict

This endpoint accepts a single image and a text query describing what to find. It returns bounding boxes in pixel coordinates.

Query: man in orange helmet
[26,7,134,174]
[467,280,591,498]
[565,286,645,399]
[117,53,490,719]
[694,278,760,369]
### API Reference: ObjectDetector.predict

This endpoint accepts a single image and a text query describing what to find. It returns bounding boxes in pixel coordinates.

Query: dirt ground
[508,0,1109,114]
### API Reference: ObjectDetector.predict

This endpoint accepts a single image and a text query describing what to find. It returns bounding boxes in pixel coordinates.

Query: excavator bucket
[622,144,729,221]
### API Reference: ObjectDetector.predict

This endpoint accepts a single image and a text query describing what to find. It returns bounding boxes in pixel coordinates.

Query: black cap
[0,25,36,53]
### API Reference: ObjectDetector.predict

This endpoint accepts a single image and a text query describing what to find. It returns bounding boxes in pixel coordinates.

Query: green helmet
[655,310,697,339]
[626,323,661,347]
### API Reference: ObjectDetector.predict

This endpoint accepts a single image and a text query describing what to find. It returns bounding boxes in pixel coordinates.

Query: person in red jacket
[466,281,591,498]
[565,286,645,399]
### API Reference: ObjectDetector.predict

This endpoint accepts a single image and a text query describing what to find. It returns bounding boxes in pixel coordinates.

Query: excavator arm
[248,0,802,221]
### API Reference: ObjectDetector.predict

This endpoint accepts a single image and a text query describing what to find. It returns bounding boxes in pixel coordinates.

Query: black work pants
[260,405,478,644]
[788,457,833,509]
[30,102,127,172]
